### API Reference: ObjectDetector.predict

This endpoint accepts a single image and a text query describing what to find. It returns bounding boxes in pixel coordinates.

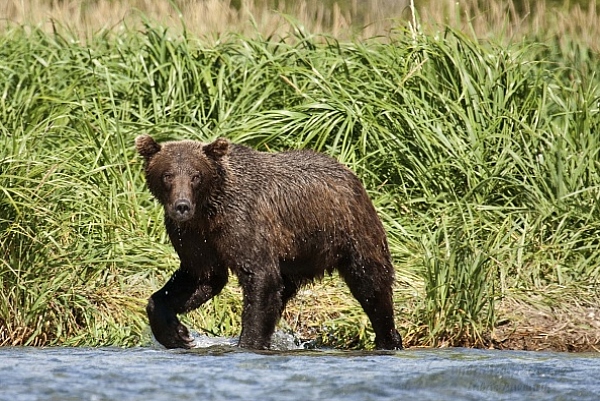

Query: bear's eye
[191,174,201,185]
[162,173,173,184]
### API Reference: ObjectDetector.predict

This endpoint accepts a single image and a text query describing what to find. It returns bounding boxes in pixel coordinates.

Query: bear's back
[222,143,382,243]
[226,144,358,188]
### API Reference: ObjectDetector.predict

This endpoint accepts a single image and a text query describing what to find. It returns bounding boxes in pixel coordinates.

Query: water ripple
[1,345,599,401]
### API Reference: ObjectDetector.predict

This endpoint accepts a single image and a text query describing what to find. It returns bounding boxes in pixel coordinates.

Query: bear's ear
[135,134,161,160]
[204,138,230,159]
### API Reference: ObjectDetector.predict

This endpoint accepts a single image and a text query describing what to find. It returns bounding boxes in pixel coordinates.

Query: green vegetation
[1,5,599,349]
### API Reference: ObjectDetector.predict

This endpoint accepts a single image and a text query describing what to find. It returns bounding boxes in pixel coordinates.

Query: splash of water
[189,330,315,351]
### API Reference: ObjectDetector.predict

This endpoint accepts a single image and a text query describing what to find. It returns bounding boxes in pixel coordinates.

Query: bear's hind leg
[339,260,403,350]
[147,268,227,349]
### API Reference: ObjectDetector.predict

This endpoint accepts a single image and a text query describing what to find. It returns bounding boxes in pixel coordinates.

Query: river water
[1,334,599,401]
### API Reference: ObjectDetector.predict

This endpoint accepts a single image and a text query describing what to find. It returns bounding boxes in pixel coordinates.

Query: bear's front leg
[237,269,284,350]
[147,295,194,349]
[147,268,228,349]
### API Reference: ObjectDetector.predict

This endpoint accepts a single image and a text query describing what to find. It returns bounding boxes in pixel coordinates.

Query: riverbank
[1,0,599,351]
[491,298,600,352]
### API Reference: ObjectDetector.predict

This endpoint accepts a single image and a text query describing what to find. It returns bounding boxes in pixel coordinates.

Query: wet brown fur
[136,135,403,350]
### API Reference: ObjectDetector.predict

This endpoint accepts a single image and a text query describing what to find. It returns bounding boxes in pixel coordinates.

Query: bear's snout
[169,199,194,222]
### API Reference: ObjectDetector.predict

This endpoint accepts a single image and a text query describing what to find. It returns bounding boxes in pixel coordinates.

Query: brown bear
[136,134,403,350]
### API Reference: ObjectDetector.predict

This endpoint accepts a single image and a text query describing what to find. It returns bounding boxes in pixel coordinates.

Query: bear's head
[135,134,229,223]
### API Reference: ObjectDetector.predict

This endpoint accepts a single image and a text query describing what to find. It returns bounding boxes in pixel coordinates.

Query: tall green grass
[1,20,599,348]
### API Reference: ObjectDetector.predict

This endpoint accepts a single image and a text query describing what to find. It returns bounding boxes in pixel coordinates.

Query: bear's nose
[174,199,191,216]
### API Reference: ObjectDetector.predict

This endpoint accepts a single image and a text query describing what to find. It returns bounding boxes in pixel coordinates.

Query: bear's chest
[167,226,220,270]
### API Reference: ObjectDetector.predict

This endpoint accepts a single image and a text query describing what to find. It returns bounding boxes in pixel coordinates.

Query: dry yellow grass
[0,0,409,39]
[2,0,600,44]
[435,0,600,48]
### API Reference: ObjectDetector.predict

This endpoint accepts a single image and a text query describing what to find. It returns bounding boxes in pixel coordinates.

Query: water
[1,335,599,401]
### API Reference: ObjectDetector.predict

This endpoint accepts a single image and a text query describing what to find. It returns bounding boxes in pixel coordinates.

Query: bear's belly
[279,253,338,278]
